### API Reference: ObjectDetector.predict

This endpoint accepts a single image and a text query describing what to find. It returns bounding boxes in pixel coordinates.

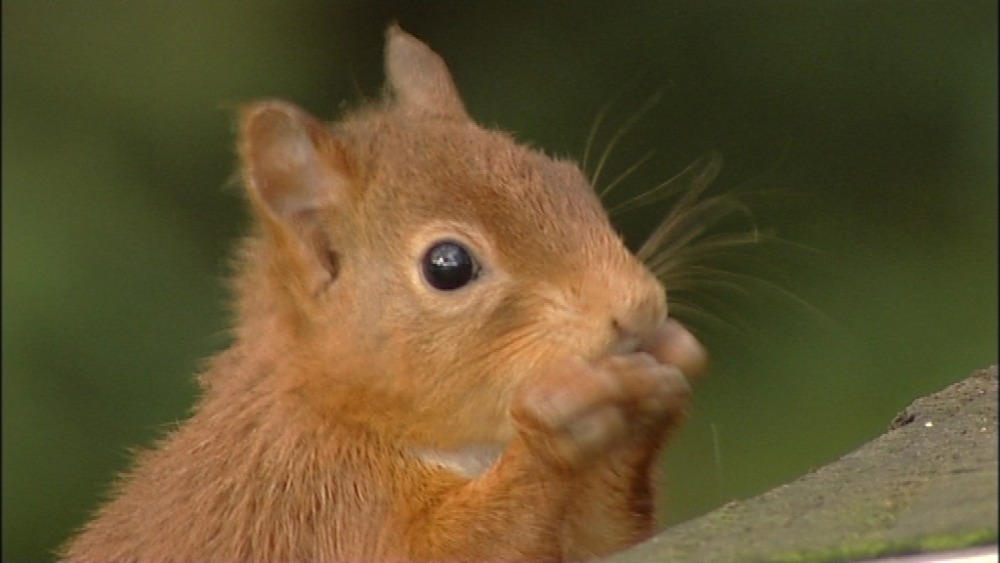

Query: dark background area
[3,2,996,560]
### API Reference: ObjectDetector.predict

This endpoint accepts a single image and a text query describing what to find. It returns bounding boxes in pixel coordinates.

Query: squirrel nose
[610,272,667,351]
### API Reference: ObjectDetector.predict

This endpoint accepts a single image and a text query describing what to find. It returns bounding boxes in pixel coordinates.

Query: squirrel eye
[422,240,479,291]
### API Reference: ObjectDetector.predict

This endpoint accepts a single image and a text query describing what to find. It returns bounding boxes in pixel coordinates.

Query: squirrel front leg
[405,357,639,560]
[407,328,701,561]
[559,417,676,559]
[405,364,623,560]
[560,320,708,559]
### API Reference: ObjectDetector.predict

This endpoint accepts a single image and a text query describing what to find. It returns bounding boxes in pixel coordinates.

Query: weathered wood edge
[606,366,999,563]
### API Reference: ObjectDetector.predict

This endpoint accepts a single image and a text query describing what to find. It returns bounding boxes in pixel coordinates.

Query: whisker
[710,422,725,503]
[600,149,657,200]
[582,97,616,178]
[591,91,663,190]
[646,229,763,277]
[668,292,764,341]
[640,192,745,263]
[608,176,677,216]
[717,270,838,330]
[666,301,739,336]
[668,262,838,333]
[593,119,825,345]
[661,269,757,300]
[469,324,545,377]
[610,151,723,217]
[636,153,724,261]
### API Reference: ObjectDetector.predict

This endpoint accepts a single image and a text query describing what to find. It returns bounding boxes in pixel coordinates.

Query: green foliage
[3,2,996,560]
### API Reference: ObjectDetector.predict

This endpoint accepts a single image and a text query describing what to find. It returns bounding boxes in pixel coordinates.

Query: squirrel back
[61,25,706,561]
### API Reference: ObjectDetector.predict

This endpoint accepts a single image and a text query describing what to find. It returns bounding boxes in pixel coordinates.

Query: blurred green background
[3,2,996,560]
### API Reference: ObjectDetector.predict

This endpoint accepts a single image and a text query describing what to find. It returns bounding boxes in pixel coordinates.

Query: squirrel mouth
[411,443,505,479]
[614,335,642,355]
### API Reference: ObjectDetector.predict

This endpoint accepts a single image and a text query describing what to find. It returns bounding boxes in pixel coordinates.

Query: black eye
[422,240,479,291]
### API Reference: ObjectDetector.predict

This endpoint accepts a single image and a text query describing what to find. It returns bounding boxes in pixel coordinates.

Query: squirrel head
[232,25,667,448]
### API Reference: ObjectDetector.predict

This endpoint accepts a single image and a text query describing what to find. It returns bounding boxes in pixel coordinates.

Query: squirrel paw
[511,350,691,470]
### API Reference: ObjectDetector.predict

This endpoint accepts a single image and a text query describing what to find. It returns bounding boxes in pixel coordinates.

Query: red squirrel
[61,25,708,561]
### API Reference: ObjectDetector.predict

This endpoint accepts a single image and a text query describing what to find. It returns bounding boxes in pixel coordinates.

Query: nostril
[610,319,642,354]
[604,267,668,355]
[613,292,666,335]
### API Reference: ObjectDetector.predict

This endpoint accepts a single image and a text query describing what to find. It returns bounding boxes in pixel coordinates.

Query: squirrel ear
[239,101,351,224]
[239,101,349,286]
[385,24,467,119]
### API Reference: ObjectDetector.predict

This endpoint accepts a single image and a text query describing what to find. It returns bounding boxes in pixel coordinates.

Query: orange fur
[61,25,707,562]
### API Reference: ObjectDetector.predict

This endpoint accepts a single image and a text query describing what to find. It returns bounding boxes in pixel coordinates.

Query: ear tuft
[239,101,350,295]
[385,25,467,119]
